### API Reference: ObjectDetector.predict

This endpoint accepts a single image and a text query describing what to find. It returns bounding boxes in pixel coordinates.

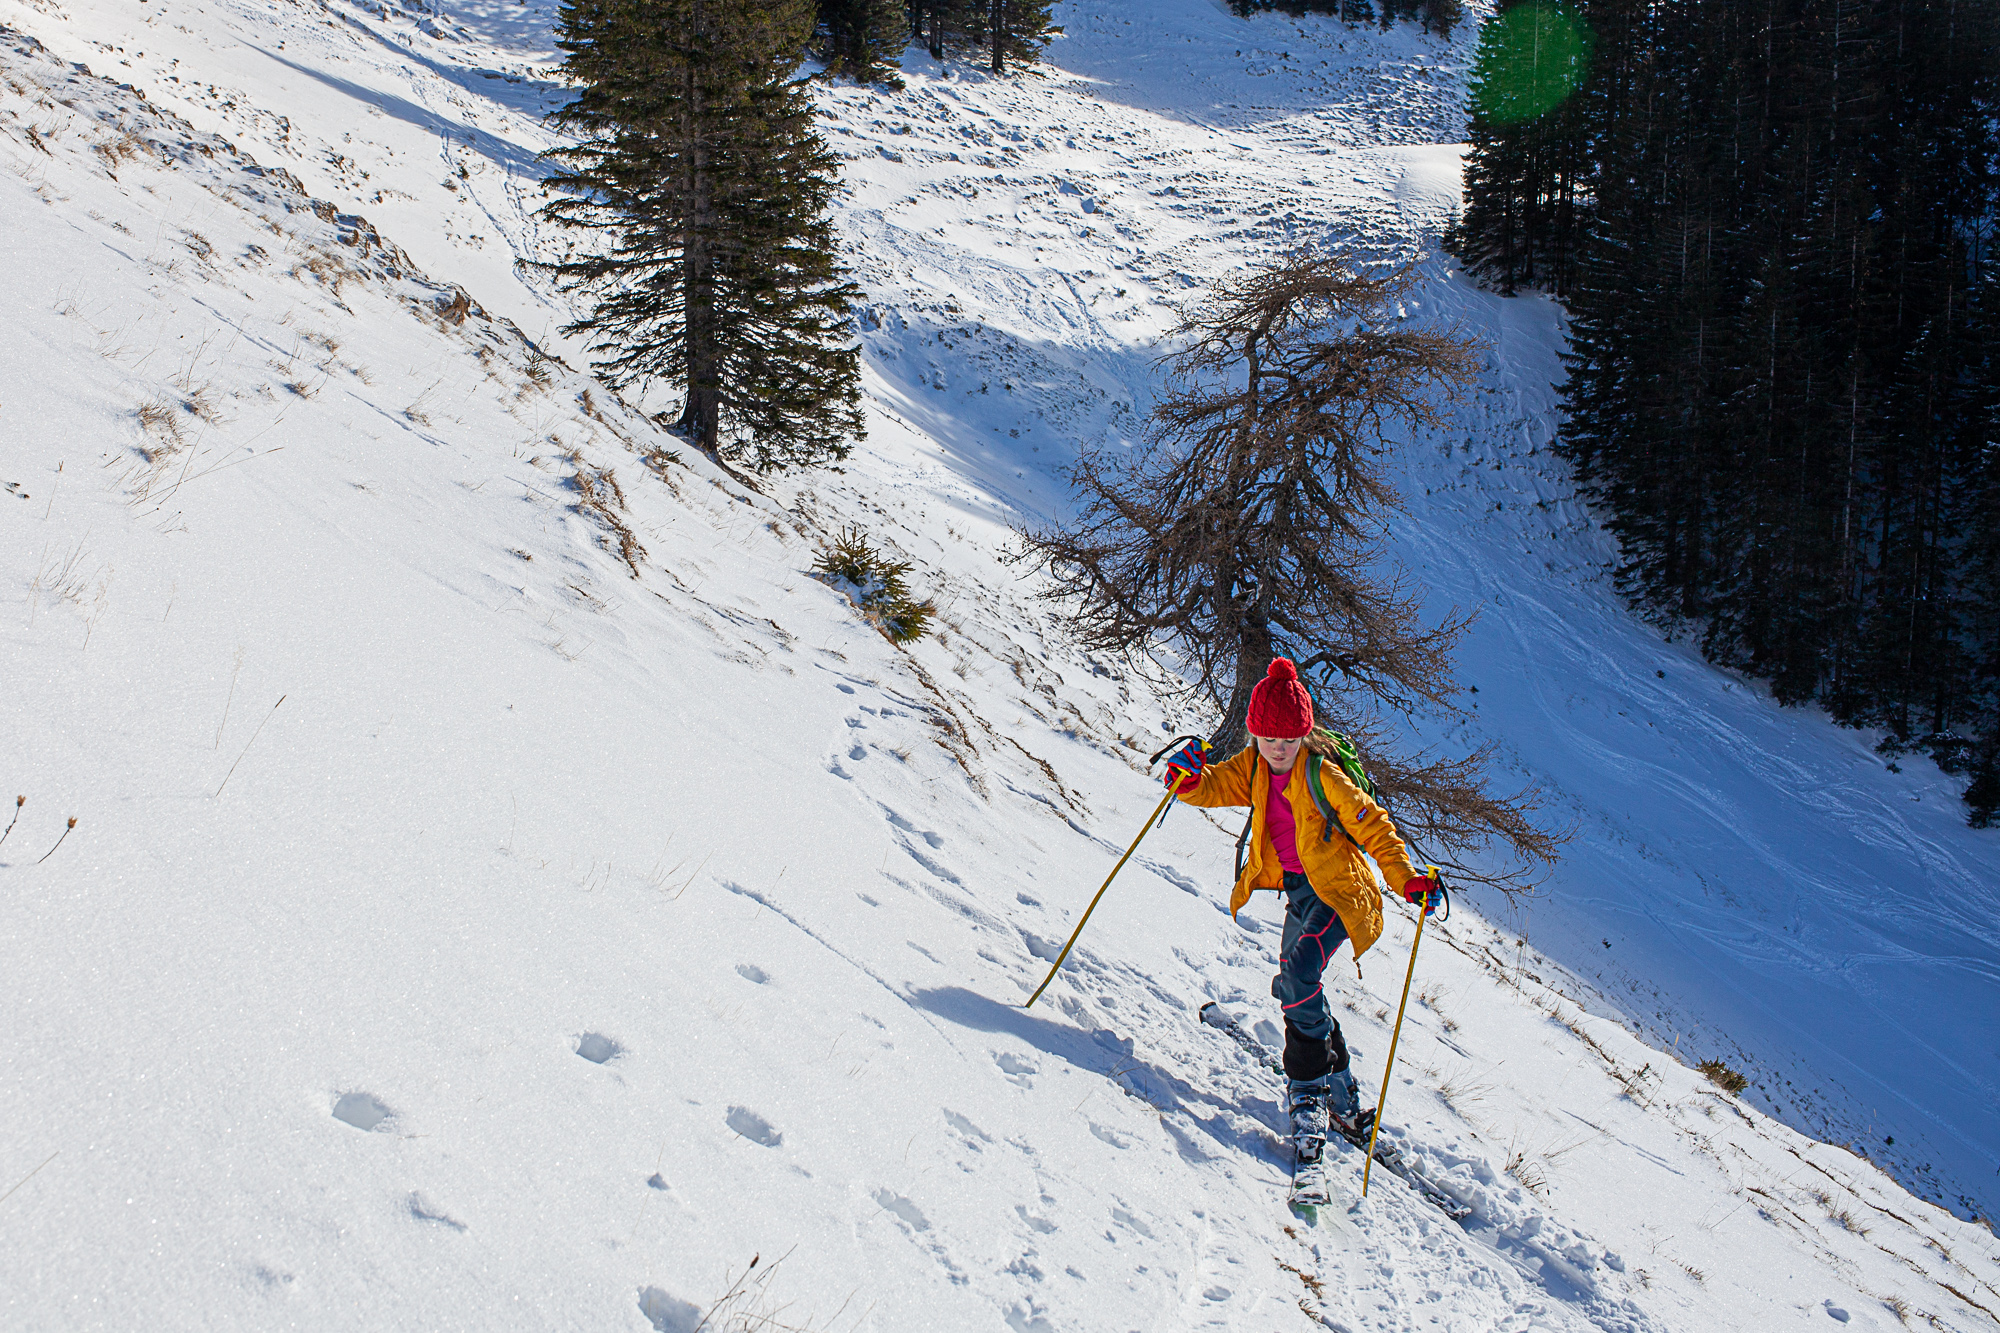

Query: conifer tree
[1227,0,1459,35]
[820,0,909,86]
[907,0,973,60]
[987,0,1058,73]
[1523,0,2000,820]
[543,0,864,472]
[1445,0,1592,295]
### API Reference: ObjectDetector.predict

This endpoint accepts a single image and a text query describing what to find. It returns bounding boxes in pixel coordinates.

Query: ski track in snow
[1,0,1997,1329]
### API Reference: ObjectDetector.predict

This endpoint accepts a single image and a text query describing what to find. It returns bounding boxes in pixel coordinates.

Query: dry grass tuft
[1608,1060,1658,1109]
[641,1250,838,1332]
[91,129,141,174]
[567,450,644,578]
[1418,983,1460,1033]
[182,387,222,424]
[1276,1257,1325,1300]
[136,396,185,461]
[1436,1071,1492,1117]
[1504,1139,1550,1199]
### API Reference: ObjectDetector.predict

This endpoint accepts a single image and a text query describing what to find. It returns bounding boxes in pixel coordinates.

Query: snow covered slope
[1,0,1997,1330]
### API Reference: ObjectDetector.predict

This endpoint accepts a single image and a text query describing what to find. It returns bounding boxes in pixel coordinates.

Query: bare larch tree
[1019,252,1560,885]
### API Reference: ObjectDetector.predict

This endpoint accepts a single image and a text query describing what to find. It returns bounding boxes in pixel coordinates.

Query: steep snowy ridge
[2,0,1997,1329]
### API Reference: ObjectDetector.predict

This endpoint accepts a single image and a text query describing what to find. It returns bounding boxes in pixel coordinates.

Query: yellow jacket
[1176,746,1417,960]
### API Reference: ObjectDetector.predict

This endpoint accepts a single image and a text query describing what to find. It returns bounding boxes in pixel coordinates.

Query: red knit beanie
[1245,657,1314,739]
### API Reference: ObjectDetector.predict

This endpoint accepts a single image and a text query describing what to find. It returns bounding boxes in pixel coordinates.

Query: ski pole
[1024,785,1174,1009]
[1024,735,1204,1009]
[1362,864,1441,1198]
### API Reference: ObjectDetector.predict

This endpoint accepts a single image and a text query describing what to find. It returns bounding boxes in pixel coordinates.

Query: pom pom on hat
[1245,657,1313,739]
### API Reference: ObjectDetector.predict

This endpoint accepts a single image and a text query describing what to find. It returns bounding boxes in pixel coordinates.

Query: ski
[1289,1136,1333,1211]
[1198,1002,1473,1222]
[1286,1084,1334,1211]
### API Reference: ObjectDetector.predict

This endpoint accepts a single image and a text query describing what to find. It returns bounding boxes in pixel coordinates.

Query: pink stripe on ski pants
[1273,873,1349,1042]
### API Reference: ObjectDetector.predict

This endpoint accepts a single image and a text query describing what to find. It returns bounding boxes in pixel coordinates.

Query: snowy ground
[1,0,1997,1329]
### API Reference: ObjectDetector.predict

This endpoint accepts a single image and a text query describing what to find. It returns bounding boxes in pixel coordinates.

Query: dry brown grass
[1503,1138,1550,1199]
[1418,983,1460,1033]
[566,450,644,578]
[642,1250,843,1333]
[1436,1071,1492,1118]
[136,396,185,461]
[27,538,95,628]
[91,129,141,174]
[1609,1060,1659,1109]
[182,386,222,424]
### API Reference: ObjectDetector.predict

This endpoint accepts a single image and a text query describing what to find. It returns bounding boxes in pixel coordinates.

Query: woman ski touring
[1163,657,1443,1178]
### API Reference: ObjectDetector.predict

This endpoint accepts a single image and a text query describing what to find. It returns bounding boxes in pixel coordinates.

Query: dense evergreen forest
[1229,0,1466,38]
[1451,0,2000,824]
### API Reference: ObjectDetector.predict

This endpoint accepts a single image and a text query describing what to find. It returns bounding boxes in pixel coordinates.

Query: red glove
[1162,738,1207,795]
[1402,875,1444,916]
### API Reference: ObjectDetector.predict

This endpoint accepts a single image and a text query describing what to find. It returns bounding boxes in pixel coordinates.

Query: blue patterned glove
[1163,739,1207,793]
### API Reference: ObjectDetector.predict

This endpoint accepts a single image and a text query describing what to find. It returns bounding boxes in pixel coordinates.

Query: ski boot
[1326,1067,1376,1143]
[1287,1074,1330,1164]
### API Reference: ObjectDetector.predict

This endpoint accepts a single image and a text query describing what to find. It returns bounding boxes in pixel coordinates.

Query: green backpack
[1232,733,1377,879]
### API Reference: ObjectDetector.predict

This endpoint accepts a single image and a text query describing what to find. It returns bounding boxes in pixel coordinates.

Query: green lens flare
[1471,3,1592,124]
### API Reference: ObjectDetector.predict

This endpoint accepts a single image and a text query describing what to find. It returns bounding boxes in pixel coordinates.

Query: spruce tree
[1531,0,2000,820]
[1446,0,1592,296]
[907,0,974,60]
[820,0,909,86]
[987,0,1058,73]
[542,0,864,472]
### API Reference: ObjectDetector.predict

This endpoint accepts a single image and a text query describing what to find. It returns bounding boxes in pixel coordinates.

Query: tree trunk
[677,0,720,455]
[1211,562,1276,747]
[991,0,1004,73]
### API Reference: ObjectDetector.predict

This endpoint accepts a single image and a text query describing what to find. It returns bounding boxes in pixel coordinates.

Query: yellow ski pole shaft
[1361,866,1438,1198]
[1024,785,1177,1009]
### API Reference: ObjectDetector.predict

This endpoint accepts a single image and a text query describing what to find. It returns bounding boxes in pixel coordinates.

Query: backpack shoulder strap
[1307,752,1361,848]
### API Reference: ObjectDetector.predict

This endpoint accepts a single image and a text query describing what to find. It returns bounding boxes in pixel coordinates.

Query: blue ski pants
[1272,872,1350,1051]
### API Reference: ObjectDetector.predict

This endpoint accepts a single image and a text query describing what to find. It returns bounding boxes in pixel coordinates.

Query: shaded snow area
[0,0,1995,1330]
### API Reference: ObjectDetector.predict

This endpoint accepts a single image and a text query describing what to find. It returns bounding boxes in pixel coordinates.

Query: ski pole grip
[1427,864,1451,922]
[1148,733,1209,767]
